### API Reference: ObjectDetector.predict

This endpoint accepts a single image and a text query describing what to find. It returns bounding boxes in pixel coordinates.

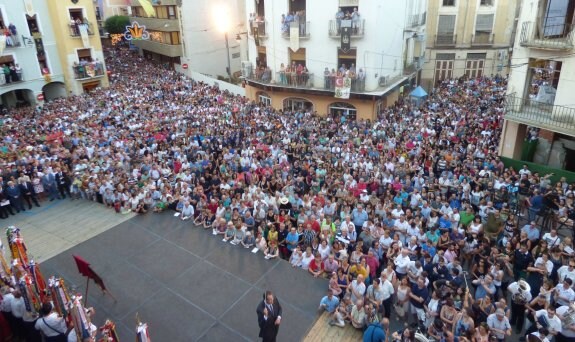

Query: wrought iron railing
[322,75,365,92]
[0,67,23,85]
[275,71,314,88]
[328,19,365,37]
[472,32,494,45]
[69,22,95,37]
[249,20,267,37]
[519,21,574,50]
[406,12,426,28]
[282,21,310,38]
[73,62,105,79]
[435,33,456,46]
[505,93,575,133]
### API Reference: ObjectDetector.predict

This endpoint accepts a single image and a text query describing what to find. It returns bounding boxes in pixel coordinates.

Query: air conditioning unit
[241,61,253,77]
[378,76,389,87]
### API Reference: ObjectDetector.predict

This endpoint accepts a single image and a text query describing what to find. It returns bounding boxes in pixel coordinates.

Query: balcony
[472,32,494,46]
[435,33,456,46]
[282,22,310,39]
[73,62,105,80]
[323,75,365,92]
[406,12,426,29]
[69,22,95,37]
[275,71,314,88]
[505,94,575,136]
[519,21,574,50]
[328,20,365,38]
[0,67,24,86]
[249,20,267,38]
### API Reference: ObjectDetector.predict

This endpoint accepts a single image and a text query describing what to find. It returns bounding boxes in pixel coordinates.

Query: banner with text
[341,21,352,53]
[335,77,351,99]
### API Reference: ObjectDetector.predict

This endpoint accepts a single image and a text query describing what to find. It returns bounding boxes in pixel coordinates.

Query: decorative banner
[23,0,34,16]
[341,26,351,53]
[334,76,351,99]
[289,22,299,52]
[79,24,90,48]
[0,35,5,56]
[139,0,156,17]
[85,64,95,77]
[99,320,120,342]
[124,22,150,41]
[253,26,260,47]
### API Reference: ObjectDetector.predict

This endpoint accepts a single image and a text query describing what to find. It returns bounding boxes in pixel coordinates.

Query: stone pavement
[4,201,328,341]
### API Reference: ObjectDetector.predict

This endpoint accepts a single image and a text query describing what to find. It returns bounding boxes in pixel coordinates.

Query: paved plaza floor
[3,201,328,341]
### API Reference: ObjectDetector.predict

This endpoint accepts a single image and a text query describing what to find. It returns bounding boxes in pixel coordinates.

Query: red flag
[73,255,107,291]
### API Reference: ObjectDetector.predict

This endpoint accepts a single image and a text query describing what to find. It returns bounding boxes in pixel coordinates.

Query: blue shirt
[286,232,299,251]
[521,225,540,241]
[351,209,368,227]
[474,281,496,300]
[363,323,386,342]
[319,295,340,313]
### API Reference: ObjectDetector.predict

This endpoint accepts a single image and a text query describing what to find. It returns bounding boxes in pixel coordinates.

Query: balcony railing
[435,33,456,46]
[323,75,365,92]
[472,32,494,45]
[73,62,105,80]
[505,93,575,135]
[249,20,267,37]
[4,32,21,48]
[519,21,574,50]
[275,71,314,88]
[282,21,310,38]
[0,67,24,85]
[69,22,95,37]
[406,12,426,28]
[328,19,365,38]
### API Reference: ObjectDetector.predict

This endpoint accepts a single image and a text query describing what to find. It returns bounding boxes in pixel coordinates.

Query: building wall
[0,0,65,106]
[245,0,424,92]
[421,0,517,90]
[179,0,244,79]
[47,0,109,95]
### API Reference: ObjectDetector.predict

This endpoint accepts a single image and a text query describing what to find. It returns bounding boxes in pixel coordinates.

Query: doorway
[329,102,357,121]
[283,97,313,112]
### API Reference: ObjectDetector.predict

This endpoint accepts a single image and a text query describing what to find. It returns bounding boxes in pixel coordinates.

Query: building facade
[500,0,575,171]
[242,0,427,121]
[0,0,66,108]
[129,0,183,68]
[178,0,246,79]
[421,0,518,91]
[47,0,109,95]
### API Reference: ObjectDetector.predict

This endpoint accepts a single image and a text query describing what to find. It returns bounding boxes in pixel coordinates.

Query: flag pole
[84,277,90,307]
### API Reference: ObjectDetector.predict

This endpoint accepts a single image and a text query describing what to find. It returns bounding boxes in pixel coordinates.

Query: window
[69,8,84,22]
[77,48,92,62]
[464,54,485,78]
[434,53,455,82]
[258,93,271,106]
[289,48,306,67]
[337,48,357,72]
[480,0,493,5]
[438,15,456,34]
[329,102,357,121]
[442,0,455,6]
[475,14,494,33]
[0,8,6,29]
[167,6,177,19]
[148,31,180,45]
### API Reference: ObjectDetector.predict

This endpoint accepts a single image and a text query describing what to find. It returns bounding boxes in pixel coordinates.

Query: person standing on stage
[257,290,282,342]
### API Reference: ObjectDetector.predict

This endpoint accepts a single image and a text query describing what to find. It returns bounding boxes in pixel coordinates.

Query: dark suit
[0,188,14,218]
[5,185,24,212]
[42,173,58,201]
[55,172,71,199]
[256,298,282,342]
[19,182,40,209]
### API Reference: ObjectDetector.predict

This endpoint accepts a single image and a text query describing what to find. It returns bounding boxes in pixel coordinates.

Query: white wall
[180,0,245,79]
[245,0,416,92]
[174,65,246,96]
[0,0,65,102]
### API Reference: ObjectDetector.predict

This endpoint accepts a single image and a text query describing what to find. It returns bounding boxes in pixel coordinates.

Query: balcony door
[289,0,306,13]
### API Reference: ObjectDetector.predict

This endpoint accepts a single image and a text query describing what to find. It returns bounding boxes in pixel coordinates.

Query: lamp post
[224,32,232,80]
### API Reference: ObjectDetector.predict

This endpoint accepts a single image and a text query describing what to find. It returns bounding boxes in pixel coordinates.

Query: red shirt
[309,259,324,273]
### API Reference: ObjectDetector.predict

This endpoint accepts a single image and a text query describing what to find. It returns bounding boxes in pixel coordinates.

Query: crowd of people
[0,45,574,342]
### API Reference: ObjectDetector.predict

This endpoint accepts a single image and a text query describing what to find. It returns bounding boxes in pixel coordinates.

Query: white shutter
[475,14,494,32]
[438,15,456,33]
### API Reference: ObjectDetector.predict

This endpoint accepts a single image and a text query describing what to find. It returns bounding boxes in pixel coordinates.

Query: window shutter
[475,14,494,32]
[438,15,456,33]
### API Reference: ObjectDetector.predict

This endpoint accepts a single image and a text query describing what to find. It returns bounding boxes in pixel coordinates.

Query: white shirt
[554,285,575,306]
[535,309,562,339]
[534,257,554,274]
[0,293,13,312]
[394,254,411,274]
[557,265,575,284]
[349,280,366,303]
[557,305,575,337]
[487,314,511,339]
[507,281,533,304]
[35,312,67,337]
[542,233,561,247]
[380,279,395,300]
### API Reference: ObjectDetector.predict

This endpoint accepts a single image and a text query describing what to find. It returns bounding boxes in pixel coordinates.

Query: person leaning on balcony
[279,63,287,85]
[9,65,18,82]
[299,10,306,35]
[351,8,361,34]
[336,8,344,33]
[2,64,10,84]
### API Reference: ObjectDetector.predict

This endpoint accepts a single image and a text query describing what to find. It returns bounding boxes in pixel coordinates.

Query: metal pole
[225,32,232,80]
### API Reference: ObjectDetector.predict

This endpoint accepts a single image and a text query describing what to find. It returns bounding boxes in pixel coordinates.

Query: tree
[104,15,130,34]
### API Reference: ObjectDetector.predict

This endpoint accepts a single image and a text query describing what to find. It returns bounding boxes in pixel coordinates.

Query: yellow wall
[47,0,109,94]
[498,120,526,159]
[245,85,387,121]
